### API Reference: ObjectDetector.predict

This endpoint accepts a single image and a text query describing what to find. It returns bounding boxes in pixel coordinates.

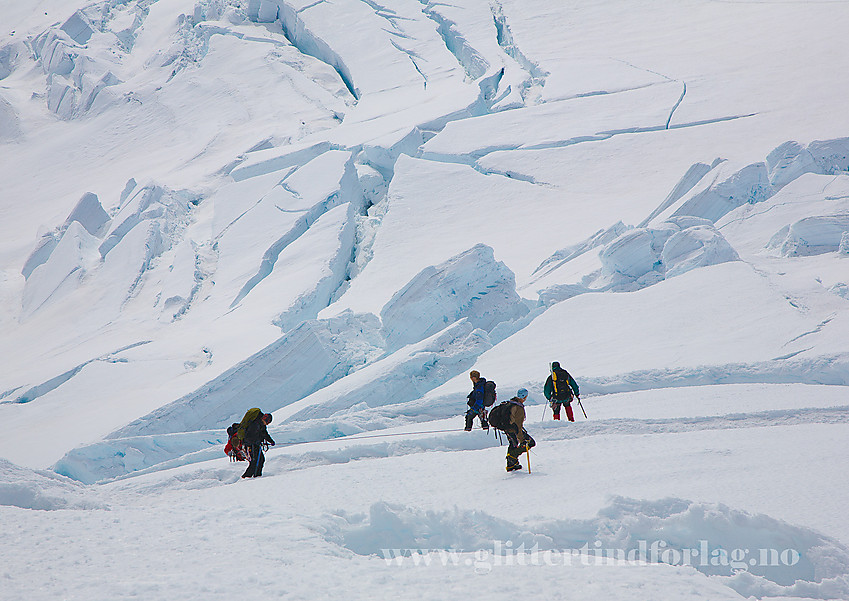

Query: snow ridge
[326,496,849,599]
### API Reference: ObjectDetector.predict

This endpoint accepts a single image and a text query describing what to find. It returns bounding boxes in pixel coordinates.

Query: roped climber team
[228,361,581,476]
[464,361,580,472]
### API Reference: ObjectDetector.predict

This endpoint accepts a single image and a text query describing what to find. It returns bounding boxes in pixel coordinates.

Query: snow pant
[551,401,575,422]
[505,426,535,467]
[242,443,265,478]
[465,407,489,430]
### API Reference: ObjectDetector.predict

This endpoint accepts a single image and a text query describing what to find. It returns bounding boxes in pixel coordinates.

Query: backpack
[487,401,513,431]
[236,408,263,441]
[551,370,573,401]
[224,423,249,461]
[483,380,497,407]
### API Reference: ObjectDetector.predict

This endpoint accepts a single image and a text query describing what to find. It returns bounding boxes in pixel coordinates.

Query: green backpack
[236,408,263,441]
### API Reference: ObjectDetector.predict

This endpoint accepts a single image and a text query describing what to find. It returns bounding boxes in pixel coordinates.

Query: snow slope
[1,0,849,599]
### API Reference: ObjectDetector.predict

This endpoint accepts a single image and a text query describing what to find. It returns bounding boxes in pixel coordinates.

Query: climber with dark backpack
[465,370,494,431]
[488,388,535,472]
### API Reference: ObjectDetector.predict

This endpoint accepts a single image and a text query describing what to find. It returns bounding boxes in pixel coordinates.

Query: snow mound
[599,227,666,281]
[596,218,738,289]
[766,141,819,190]
[22,221,100,318]
[325,497,849,599]
[22,192,109,279]
[766,137,849,189]
[380,244,528,352]
[767,215,849,257]
[0,458,104,510]
[662,225,740,277]
[650,160,775,225]
[808,137,849,175]
[716,171,849,261]
[537,283,593,307]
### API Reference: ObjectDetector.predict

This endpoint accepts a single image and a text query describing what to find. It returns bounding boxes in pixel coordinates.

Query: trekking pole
[576,396,588,419]
[540,400,547,422]
[526,447,531,474]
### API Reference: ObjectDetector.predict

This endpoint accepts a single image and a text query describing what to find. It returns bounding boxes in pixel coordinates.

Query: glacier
[1,0,849,599]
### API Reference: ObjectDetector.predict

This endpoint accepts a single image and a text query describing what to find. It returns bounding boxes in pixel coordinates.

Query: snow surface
[2,0,849,599]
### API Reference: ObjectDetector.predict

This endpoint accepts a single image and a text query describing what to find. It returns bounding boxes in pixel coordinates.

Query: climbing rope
[269,427,471,450]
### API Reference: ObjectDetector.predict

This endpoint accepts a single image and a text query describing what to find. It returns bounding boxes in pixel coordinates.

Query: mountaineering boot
[481,419,489,430]
[553,413,560,420]
[506,453,522,471]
